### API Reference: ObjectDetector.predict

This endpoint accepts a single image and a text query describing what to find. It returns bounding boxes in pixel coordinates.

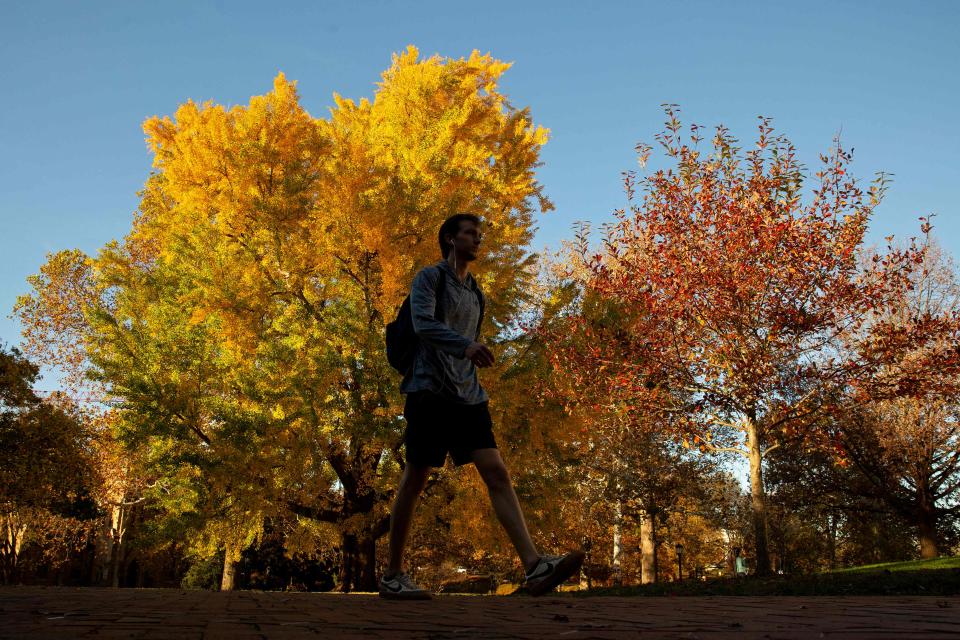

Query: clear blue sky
[2,0,958,388]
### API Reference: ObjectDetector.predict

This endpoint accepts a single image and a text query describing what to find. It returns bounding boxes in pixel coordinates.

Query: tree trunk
[580,538,592,589]
[109,504,125,588]
[338,532,378,592]
[611,498,622,586]
[338,534,356,592]
[917,497,939,559]
[919,521,938,559]
[356,535,377,591]
[108,542,120,588]
[652,527,659,583]
[747,419,771,576]
[1,513,26,585]
[57,558,69,586]
[88,541,101,586]
[639,509,656,584]
[827,512,838,571]
[220,546,237,591]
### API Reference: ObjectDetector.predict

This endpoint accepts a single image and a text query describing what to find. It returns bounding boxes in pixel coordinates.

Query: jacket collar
[436,259,476,289]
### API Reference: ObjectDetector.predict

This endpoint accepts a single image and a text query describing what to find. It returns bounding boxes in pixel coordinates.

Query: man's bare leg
[471,448,540,572]
[386,463,432,576]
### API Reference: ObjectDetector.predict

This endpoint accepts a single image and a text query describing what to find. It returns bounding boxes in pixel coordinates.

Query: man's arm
[409,268,473,358]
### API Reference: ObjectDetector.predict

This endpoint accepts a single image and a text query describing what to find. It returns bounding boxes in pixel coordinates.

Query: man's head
[438,213,483,261]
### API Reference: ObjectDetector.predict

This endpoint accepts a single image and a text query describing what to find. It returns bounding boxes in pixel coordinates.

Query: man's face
[451,220,482,261]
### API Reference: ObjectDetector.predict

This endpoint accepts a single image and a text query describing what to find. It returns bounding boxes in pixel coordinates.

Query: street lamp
[675,543,684,582]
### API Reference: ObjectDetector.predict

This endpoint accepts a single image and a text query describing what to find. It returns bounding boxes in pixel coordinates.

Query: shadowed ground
[2,587,959,639]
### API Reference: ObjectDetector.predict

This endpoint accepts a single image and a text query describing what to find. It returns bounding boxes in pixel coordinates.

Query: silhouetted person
[380,213,584,599]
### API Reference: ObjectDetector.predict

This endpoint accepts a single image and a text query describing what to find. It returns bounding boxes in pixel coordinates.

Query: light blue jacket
[399,260,488,405]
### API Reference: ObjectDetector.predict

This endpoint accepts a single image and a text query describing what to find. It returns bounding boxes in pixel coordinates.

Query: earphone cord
[449,240,464,317]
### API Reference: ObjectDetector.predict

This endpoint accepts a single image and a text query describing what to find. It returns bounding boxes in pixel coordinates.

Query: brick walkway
[2,587,959,639]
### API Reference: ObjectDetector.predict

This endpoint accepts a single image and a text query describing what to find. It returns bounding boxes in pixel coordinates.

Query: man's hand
[464,342,495,368]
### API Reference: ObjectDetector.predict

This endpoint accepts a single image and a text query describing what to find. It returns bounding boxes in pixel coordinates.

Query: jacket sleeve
[409,267,474,358]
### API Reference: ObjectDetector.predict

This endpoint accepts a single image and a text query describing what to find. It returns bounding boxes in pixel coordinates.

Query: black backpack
[385,267,485,374]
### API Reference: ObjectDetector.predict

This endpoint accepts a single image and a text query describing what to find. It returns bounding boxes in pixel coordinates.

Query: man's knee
[478,460,512,491]
[402,464,431,492]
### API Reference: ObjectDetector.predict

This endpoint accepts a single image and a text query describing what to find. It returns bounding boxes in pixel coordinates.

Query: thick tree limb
[286,500,342,524]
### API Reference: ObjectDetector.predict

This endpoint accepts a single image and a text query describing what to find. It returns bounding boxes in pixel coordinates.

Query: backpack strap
[474,282,484,341]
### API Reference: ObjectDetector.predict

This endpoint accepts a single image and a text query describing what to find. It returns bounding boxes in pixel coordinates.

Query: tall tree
[531,255,720,584]
[839,398,959,558]
[16,48,552,591]
[0,346,97,584]
[766,426,917,570]
[562,108,957,575]
[834,243,960,558]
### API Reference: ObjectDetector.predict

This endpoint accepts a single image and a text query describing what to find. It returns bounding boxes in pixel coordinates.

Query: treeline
[5,48,959,591]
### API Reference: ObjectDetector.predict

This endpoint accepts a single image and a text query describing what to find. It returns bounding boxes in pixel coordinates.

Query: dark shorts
[403,390,497,468]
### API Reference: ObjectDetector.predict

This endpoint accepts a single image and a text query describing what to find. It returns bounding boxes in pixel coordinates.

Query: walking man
[380,213,584,599]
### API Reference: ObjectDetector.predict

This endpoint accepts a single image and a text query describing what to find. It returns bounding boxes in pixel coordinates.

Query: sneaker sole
[527,550,586,597]
[379,589,433,600]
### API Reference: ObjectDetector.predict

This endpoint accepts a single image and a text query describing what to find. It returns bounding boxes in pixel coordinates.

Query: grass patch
[566,558,960,597]
[828,556,960,574]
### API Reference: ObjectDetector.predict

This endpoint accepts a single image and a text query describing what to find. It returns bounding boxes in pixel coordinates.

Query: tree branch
[286,500,342,524]
[703,443,748,457]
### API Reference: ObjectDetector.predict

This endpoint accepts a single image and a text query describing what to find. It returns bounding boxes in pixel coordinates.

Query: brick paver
[2,587,959,639]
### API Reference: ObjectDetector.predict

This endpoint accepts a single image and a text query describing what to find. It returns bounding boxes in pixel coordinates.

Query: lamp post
[675,543,684,582]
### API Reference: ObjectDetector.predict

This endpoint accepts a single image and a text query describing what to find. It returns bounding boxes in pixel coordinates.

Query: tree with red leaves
[548,107,960,575]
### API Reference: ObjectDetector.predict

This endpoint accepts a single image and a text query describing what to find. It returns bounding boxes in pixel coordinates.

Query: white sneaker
[524,551,586,596]
[379,571,432,600]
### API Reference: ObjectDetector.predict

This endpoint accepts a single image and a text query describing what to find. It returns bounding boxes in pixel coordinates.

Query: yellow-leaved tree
[17,47,552,592]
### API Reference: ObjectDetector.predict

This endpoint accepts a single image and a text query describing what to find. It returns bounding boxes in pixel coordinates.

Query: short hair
[438,213,482,258]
